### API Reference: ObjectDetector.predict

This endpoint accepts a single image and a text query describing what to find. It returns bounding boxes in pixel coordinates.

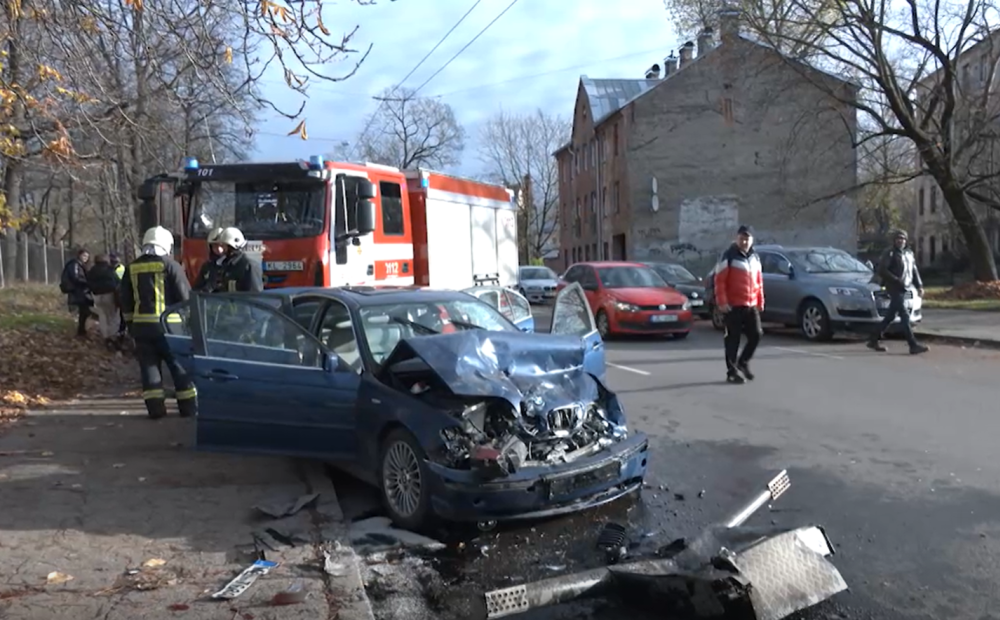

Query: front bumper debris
[481,470,847,620]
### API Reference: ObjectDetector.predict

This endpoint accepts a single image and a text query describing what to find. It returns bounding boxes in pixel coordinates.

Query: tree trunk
[2,1,26,281]
[943,187,998,281]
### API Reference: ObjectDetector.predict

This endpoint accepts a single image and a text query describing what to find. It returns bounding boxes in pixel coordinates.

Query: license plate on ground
[264,261,304,272]
[651,314,678,323]
[690,299,704,306]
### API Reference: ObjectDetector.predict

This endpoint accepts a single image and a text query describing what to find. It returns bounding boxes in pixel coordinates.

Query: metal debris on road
[348,516,446,554]
[252,493,319,519]
[481,469,848,620]
[211,560,279,600]
[595,522,629,564]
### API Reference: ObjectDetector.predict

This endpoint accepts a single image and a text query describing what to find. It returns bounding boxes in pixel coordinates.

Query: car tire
[799,299,833,342]
[596,310,611,338]
[710,305,725,331]
[379,428,433,531]
[671,332,689,340]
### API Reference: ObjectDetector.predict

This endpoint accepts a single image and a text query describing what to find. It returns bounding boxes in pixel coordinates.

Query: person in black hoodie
[87,254,123,351]
[866,229,929,354]
[60,248,94,338]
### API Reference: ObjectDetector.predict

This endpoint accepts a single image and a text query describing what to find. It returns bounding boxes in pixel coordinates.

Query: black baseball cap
[737,225,755,236]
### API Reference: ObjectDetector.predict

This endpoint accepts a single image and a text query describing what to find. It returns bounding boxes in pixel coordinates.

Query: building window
[942,236,949,255]
[603,241,609,260]
[591,243,597,259]
[930,186,937,213]
[613,123,619,156]
[614,181,621,213]
[563,249,568,268]
[585,245,591,261]
[929,235,937,263]
[918,237,925,264]
[918,187,925,216]
[722,97,735,125]
[576,197,581,216]
[380,181,405,236]
[590,191,596,213]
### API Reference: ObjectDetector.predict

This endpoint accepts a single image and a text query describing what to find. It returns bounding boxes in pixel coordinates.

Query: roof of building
[582,77,661,124]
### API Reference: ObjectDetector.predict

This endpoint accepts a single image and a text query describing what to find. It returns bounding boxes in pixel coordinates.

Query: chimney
[663,53,679,77]
[678,41,695,68]
[697,27,715,55]
[719,6,740,42]
[645,63,661,79]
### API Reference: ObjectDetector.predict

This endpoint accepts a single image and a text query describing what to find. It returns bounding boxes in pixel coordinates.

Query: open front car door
[551,282,606,381]
[187,293,358,461]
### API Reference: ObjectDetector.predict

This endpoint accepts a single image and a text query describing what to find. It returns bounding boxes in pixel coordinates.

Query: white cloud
[251,0,678,175]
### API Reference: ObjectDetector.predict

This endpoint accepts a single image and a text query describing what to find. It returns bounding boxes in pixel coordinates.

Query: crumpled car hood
[379,330,602,411]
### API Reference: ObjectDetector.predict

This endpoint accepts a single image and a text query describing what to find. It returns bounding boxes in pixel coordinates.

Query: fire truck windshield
[188,179,326,240]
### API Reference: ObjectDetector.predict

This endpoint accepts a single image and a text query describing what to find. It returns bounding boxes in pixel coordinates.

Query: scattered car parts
[480,470,847,620]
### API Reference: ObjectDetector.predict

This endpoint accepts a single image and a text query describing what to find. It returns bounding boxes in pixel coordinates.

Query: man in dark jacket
[714,225,765,384]
[86,254,122,350]
[867,229,928,354]
[217,226,264,293]
[61,248,93,337]
[121,226,197,419]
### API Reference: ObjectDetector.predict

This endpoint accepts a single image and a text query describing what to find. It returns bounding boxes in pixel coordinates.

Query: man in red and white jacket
[713,225,764,384]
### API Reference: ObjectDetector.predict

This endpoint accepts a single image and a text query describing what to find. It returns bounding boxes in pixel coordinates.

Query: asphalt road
[351,308,1000,620]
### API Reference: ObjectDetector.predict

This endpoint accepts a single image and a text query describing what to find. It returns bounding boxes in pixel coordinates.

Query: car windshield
[358,299,518,365]
[786,250,872,274]
[648,263,698,283]
[520,267,556,280]
[188,179,326,240]
[597,266,667,288]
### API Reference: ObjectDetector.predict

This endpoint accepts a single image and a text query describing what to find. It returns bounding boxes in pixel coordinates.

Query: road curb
[914,330,1000,349]
[299,461,376,620]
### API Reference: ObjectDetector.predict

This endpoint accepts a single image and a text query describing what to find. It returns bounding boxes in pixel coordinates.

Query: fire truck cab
[137,156,517,291]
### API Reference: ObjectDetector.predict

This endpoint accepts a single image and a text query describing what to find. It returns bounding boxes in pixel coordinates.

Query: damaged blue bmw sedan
[161,283,649,530]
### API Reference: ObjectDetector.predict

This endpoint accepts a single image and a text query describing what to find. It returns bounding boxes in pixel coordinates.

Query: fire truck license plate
[264,261,304,272]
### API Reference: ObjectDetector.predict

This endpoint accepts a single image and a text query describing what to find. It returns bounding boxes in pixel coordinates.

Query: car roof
[755,244,845,253]
[261,286,476,307]
[572,261,648,269]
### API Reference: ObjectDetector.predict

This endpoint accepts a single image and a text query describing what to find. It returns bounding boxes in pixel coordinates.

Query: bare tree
[354,87,465,169]
[477,109,569,261]
[738,0,1000,281]
[662,0,837,57]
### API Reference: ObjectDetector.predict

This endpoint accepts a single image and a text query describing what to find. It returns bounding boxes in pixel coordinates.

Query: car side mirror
[322,351,341,373]
[354,199,376,235]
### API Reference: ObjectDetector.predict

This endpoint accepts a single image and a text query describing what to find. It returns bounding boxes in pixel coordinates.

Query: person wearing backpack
[87,254,123,351]
[60,248,94,338]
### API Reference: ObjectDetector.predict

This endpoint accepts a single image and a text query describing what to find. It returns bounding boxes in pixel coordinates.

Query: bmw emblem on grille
[659,304,666,310]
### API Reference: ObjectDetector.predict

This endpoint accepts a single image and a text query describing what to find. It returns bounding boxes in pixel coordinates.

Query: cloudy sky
[251,0,679,176]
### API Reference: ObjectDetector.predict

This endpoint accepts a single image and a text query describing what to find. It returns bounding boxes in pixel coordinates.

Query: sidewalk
[0,398,373,620]
[915,308,1000,346]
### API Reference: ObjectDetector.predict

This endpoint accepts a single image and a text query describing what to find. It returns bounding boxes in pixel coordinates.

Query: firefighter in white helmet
[193,227,226,292]
[217,226,264,293]
[120,226,198,419]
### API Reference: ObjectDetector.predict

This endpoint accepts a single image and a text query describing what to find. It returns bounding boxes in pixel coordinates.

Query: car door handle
[201,370,239,382]
[591,341,602,350]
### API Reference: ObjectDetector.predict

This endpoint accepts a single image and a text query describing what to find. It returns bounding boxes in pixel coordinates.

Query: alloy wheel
[382,441,422,518]
[801,305,824,340]
[597,311,610,338]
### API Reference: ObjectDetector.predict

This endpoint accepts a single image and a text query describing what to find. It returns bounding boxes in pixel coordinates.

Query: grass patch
[922,283,1000,312]
[0,284,68,328]
[922,298,1000,311]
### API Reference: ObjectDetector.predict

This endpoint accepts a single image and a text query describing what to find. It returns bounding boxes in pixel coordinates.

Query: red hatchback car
[557,261,693,338]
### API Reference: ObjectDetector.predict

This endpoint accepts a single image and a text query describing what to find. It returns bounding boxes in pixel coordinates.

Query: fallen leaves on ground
[45,571,73,585]
[926,281,1000,301]
[0,285,137,423]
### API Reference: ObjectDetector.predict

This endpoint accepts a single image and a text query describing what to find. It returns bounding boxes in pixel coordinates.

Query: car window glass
[758,252,777,274]
[552,284,594,337]
[291,299,322,329]
[563,266,582,282]
[480,290,501,310]
[317,301,362,373]
[201,296,322,368]
[506,291,531,321]
[580,268,600,288]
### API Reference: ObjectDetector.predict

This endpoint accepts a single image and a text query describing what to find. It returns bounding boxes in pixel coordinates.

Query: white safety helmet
[207,227,225,244]
[142,226,174,254]
[219,226,247,250]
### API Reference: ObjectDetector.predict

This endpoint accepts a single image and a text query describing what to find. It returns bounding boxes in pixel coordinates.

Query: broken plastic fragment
[142,558,167,568]
[211,560,279,599]
[45,571,73,585]
[253,493,319,519]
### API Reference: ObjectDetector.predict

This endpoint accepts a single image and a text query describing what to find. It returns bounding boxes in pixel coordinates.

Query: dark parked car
[160,285,647,530]
[643,262,711,320]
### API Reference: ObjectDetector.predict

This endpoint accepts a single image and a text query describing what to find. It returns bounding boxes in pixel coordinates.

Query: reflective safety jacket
[114,264,125,280]
[120,254,191,332]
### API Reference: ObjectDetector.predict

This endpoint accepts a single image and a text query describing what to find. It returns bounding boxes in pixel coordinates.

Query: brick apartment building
[554,10,860,275]
[912,33,1000,268]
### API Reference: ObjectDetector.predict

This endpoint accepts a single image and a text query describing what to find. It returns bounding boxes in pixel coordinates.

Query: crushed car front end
[378,330,648,523]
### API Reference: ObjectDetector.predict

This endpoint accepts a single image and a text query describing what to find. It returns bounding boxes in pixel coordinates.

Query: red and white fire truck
[137,156,518,290]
